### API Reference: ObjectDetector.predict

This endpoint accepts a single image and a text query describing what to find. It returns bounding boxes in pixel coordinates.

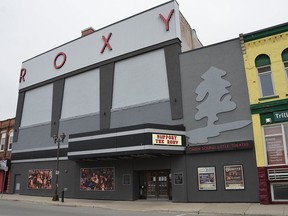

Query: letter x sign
[101,33,112,53]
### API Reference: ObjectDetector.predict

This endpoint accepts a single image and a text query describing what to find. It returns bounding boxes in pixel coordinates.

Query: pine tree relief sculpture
[186,67,251,144]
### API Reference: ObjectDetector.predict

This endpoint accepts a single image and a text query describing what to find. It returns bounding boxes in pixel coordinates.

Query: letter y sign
[159,9,174,31]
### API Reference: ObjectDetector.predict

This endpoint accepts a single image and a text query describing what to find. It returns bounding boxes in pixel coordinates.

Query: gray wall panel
[51,79,65,136]
[100,63,114,129]
[164,43,183,120]
[9,160,76,197]
[13,92,25,142]
[14,114,100,152]
[14,123,55,151]
[59,114,100,137]
[171,155,188,202]
[186,150,259,202]
[180,39,253,145]
[110,101,183,129]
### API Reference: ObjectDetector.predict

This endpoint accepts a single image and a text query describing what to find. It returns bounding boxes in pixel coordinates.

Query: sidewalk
[1,194,288,215]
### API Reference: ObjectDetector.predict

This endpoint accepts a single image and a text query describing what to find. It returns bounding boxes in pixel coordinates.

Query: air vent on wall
[268,168,288,181]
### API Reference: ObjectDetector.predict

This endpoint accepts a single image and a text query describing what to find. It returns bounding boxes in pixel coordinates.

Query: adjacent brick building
[0,118,15,193]
[241,22,288,204]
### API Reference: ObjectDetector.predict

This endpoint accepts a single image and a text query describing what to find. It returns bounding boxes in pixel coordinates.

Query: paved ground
[1,194,288,215]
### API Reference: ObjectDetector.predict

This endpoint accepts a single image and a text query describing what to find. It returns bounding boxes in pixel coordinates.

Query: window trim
[257,65,275,98]
[8,130,13,151]
[0,131,6,152]
[255,54,275,98]
[281,48,288,93]
[270,182,288,202]
[284,61,288,92]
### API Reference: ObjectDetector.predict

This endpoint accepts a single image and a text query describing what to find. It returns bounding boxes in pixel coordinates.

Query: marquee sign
[19,1,180,90]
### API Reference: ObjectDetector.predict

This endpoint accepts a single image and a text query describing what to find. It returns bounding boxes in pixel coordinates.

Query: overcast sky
[0,0,287,120]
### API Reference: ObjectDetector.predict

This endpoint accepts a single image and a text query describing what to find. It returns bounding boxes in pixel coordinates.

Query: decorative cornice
[250,98,288,114]
[245,33,288,49]
[243,23,288,42]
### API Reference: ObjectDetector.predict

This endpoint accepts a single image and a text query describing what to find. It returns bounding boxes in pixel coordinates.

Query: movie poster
[80,167,115,191]
[28,169,52,189]
[224,165,245,190]
[198,167,216,190]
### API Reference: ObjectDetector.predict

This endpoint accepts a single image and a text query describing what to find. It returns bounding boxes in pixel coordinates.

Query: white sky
[0,0,287,120]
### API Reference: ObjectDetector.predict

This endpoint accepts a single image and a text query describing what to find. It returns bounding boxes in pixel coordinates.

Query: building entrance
[146,170,170,200]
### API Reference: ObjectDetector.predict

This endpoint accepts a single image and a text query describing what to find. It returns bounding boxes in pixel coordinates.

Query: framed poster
[80,167,115,191]
[28,169,52,189]
[123,174,131,185]
[174,172,183,185]
[197,167,216,190]
[224,165,245,190]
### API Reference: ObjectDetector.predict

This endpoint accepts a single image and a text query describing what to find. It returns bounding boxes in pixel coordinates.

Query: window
[8,130,13,151]
[271,182,288,202]
[264,124,288,165]
[255,54,275,97]
[0,132,6,151]
[281,48,288,87]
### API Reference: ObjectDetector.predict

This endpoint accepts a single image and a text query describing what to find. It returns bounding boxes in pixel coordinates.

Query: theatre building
[9,1,259,202]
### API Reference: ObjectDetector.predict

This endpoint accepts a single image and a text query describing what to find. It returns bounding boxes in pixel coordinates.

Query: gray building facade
[9,1,259,202]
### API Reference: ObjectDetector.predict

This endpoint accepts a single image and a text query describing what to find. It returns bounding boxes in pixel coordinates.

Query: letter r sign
[19,68,26,83]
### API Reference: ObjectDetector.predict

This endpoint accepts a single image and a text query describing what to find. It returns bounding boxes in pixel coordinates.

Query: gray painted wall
[186,150,259,202]
[110,101,183,128]
[10,156,185,201]
[179,39,259,202]
[180,39,253,145]
[13,124,55,152]
[170,155,188,202]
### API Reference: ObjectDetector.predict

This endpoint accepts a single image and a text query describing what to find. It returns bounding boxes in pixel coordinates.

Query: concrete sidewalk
[1,194,288,215]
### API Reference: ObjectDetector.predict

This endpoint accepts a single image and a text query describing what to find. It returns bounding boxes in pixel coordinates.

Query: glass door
[146,170,170,199]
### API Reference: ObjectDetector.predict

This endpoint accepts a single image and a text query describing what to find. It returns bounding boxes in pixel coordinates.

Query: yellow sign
[152,134,182,145]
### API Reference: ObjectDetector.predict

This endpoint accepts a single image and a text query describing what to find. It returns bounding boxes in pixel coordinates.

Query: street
[0,200,191,216]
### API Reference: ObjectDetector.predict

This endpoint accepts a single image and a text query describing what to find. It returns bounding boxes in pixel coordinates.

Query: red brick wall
[258,167,271,204]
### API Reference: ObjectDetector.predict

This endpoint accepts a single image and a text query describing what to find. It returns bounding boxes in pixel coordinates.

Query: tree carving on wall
[186,67,251,144]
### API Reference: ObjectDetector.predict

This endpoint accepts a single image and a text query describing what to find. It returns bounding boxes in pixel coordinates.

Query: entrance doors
[146,170,170,200]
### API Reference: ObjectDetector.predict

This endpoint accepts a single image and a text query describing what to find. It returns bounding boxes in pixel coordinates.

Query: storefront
[241,23,288,204]
[0,160,10,194]
[257,106,288,203]
[66,123,186,201]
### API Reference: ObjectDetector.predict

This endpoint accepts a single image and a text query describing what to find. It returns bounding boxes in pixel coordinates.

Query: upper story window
[8,130,13,151]
[255,54,275,97]
[0,132,6,151]
[281,48,288,86]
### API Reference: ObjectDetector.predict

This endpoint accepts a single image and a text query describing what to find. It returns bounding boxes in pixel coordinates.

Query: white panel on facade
[19,1,180,90]
[112,49,169,110]
[21,84,53,127]
[61,69,100,119]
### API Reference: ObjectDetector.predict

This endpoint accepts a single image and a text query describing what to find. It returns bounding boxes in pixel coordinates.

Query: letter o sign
[54,52,66,69]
